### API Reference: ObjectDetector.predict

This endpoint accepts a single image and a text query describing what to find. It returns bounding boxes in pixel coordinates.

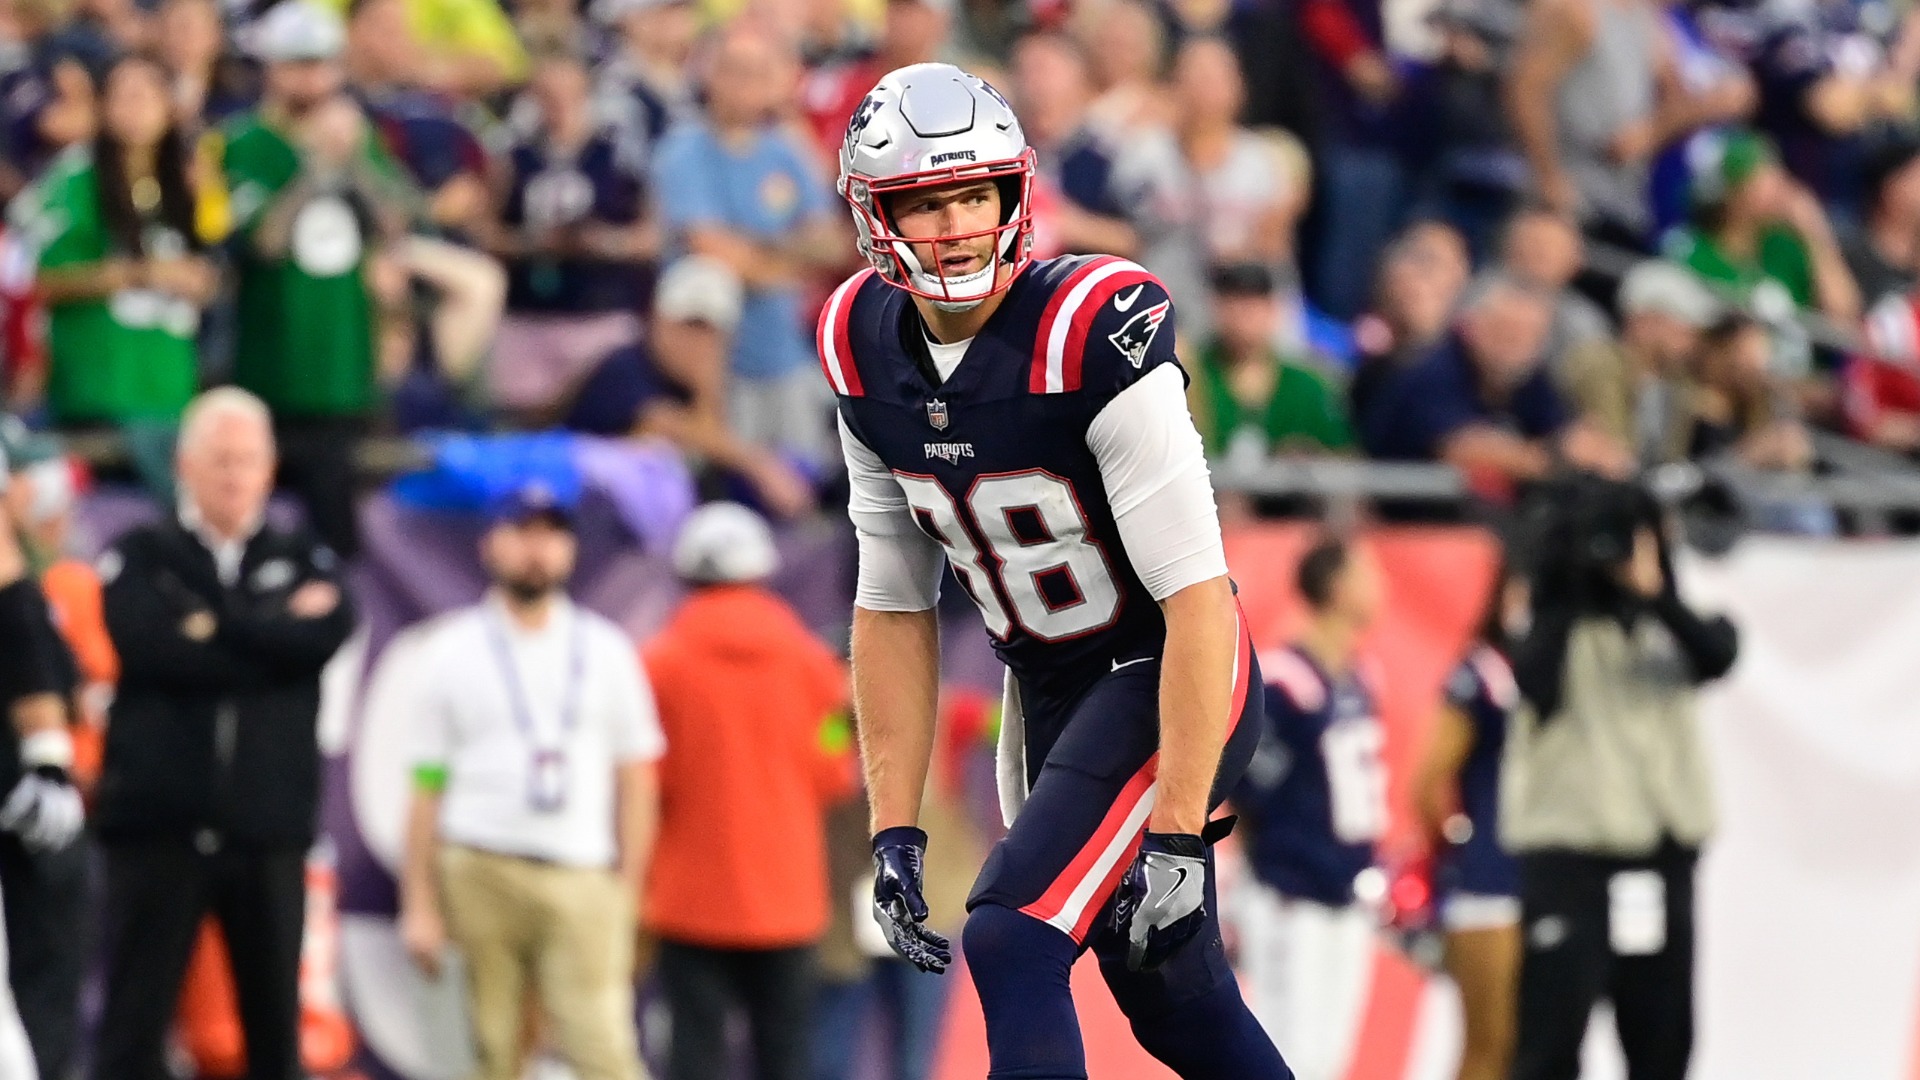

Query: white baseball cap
[672,501,779,584]
[654,256,745,335]
[248,0,347,63]
[1618,261,1722,329]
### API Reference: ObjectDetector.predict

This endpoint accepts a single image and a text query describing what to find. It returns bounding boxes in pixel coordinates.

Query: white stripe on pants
[0,879,38,1079]
[1234,882,1375,1080]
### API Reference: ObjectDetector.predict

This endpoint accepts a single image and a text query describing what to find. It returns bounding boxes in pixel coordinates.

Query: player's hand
[871,826,951,974]
[0,764,84,852]
[1113,829,1209,971]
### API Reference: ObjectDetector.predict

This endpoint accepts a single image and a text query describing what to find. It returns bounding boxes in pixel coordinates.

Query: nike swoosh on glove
[0,766,84,852]
[1112,816,1237,971]
[871,826,952,974]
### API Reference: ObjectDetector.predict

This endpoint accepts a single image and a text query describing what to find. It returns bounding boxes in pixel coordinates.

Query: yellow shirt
[315,0,528,83]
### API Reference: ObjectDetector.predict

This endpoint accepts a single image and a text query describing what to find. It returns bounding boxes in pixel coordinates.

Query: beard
[498,574,560,604]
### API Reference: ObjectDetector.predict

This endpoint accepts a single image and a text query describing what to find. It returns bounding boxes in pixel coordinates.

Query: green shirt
[1192,342,1354,458]
[1665,224,1815,310]
[13,149,199,425]
[221,113,401,417]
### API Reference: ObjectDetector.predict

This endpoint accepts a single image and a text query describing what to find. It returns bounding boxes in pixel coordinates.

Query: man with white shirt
[93,387,355,1080]
[399,483,663,1080]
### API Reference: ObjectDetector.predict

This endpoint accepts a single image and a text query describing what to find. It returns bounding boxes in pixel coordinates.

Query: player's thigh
[967,672,1161,943]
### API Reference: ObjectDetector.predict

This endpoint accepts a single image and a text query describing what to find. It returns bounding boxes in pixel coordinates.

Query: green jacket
[13,148,199,425]
[1190,341,1354,458]
[220,113,406,417]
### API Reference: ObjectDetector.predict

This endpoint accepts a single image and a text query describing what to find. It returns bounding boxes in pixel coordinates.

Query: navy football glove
[871,826,951,974]
[1112,816,1236,971]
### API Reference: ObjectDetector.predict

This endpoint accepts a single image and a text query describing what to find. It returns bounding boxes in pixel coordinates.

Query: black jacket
[0,576,77,792]
[98,518,354,848]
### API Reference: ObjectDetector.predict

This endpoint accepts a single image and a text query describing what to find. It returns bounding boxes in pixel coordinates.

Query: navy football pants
[962,618,1294,1080]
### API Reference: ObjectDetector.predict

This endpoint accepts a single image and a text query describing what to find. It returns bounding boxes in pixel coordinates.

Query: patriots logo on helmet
[1107,299,1172,368]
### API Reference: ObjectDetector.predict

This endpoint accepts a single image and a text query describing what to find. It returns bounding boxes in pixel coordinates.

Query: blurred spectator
[222,0,416,558]
[1359,273,1630,484]
[1842,136,1920,307]
[75,0,150,55]
[14,51,218,503]
[1111,36,1309,343]
[1078,0,1171,140]
[400,482,661,1080]
[1851,288,1920,453]
[642,502,854,1080]
[564,256,815,516]
[1290,0,1402,320]
[512,0,593,65]
[487,51,655,423]
[1230,537,1386,1080]
[0,0,116,197]
[347,0,493,239]
[0,424,88,1080]
[1160,0,1317,154]
[157,0,251,133]
[1560,260,1720,466]
[652,24,844,469]
[0,461,81,1080]
[1347,220,1470,426]
[1688,311,1812,472]
[1404,0,1525,262]
[1497,205,1610,371]
[1664,128,1861,324]
[327,0,528,99]
[1190,262,1353,469]
[593,0,700,150]
[1010,30,1138,259]
[803,0,950,168]
[92,388,354,1080]
[1743,0,1918,213]
[797,0,877,68]
[1506,0,1747,250]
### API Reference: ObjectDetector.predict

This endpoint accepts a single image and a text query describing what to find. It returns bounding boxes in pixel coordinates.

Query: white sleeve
[1085,363,1229,600]
[603,626,666,763]
[838,412,945,612]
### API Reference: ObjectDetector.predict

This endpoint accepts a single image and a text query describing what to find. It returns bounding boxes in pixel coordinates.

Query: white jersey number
[893,471,1121,641]
[1321,719,1388,844]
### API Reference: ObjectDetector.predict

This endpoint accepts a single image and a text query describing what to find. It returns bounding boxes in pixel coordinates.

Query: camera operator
[0,440,86,1080]
[1501,476,1739,1080]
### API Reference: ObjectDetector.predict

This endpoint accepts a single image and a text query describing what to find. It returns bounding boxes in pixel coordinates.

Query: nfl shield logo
[926,398,950,431]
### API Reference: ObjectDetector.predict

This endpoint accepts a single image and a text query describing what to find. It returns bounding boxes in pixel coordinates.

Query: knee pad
[963,903,1076,977]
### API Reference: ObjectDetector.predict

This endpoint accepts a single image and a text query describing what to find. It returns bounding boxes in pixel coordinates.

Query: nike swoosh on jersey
[1111,656,1153,672]
[1112,284,1145,312]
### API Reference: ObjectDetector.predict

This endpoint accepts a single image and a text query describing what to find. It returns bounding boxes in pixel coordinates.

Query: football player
[1230,537,1387,1080]
[827,64,1291,1078]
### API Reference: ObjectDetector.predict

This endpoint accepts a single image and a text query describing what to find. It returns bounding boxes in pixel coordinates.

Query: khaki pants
[439,845,644,1080]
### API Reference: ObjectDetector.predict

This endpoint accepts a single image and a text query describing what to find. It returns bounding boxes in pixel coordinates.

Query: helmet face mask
[838,64,1036,310]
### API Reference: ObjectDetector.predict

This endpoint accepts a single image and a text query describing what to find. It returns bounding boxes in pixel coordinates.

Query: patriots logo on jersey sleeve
[1108,299,1172,369]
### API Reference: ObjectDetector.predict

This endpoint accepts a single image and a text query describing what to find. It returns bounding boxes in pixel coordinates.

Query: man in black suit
[92,388,355,1080]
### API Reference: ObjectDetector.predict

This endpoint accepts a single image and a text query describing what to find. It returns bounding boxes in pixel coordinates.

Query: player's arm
[838,413,947,833]
[1086,362,1236,834]
[839,413,954,973]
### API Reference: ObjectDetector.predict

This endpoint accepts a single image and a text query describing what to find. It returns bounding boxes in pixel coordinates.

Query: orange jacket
[40,557,115,786]
[641,585,854,948]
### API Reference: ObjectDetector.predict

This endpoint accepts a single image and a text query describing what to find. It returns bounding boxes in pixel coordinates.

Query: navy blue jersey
[1232,645,1385,905]
[501,131,647,313]
[825,255,1184,723]
[1435,644,1521,898]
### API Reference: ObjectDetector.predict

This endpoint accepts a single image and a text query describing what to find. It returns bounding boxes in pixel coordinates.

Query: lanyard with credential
[485,610,587,814]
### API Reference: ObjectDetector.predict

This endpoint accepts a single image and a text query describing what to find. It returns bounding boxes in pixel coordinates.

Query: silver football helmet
[837,63,1036,311]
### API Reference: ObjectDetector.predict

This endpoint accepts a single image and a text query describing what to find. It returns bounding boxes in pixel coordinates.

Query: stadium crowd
[0,0,1907,1074]
[2,0,1920,523]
